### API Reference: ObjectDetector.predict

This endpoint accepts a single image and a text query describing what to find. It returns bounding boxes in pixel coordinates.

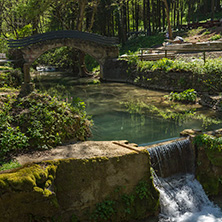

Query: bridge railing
[8,30,119,48]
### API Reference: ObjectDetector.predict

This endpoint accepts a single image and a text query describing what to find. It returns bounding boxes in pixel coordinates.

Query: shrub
[209,34,221,41]
[0,91,91,164]
[169,89,197,103]
[0,69,23,88]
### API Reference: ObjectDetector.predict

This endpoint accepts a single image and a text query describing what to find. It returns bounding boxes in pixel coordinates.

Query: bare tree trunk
[163,0,173,39]
[147,0,151,35]
[77,0,87,31]
[143,0,147,31]
[88,0,100,32]
[211,0,215,20]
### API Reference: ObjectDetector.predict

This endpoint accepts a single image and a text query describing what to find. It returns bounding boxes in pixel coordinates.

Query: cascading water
[148,138,222,222]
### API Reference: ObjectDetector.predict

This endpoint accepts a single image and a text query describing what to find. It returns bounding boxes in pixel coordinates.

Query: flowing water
[148,139,222,222]
[36,73,222,221]
[155,174,222,222]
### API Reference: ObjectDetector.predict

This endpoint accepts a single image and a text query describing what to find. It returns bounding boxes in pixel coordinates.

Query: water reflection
[67,82,222,145]
[34,73,222,145]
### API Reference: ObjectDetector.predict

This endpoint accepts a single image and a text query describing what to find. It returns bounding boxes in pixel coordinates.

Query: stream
[35,72,222,145]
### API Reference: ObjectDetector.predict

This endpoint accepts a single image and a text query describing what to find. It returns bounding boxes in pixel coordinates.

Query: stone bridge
[8,30,119,85]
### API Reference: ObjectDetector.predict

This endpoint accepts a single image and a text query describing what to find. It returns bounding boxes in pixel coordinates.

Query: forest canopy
[1,0,222,43]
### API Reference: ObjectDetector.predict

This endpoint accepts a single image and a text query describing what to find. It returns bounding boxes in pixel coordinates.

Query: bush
[209,34,221,41]
[169,89,197,103]
[0,92,91,164]
[0,69,23,88]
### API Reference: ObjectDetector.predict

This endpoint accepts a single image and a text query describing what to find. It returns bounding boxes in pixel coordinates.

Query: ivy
[91,200,116,221]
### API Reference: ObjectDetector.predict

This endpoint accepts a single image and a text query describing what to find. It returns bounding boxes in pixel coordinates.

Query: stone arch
[8,31,119,85]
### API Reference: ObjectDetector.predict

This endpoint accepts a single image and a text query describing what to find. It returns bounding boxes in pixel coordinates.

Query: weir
[148,138,194,178]
[148,138,222,221]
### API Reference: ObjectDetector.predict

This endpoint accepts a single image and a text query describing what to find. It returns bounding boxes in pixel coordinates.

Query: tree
[163,0,173,39]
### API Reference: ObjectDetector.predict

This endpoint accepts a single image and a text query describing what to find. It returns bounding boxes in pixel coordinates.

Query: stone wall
[181,129,222,197]
[102,59,221,94]
[0,151,159,221]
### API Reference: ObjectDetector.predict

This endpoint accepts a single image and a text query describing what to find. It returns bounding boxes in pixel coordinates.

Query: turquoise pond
[66,82,222,145]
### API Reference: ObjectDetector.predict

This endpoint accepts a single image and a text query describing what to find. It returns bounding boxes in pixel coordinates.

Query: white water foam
[154,174,222,222]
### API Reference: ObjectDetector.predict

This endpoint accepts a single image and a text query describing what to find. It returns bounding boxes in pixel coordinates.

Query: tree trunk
[147,0,151,35]
[162,1,165,31]
[135,0,139,33]
[143,0,147,31]
[158,0,161,32]
[122,2,127,43]
[163,0,173,39]
[211,0,215,20]
[77,0,87,31]
[88,1,100,32]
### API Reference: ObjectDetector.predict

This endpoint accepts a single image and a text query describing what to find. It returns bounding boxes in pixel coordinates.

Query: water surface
[67,82,222,145]
[34,73,222,145]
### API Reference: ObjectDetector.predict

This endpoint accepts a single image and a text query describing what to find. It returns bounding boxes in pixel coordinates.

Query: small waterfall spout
[148,138,194,178]
[148,138,222,221]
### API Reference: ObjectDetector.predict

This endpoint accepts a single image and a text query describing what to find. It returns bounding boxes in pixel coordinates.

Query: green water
[66,82,222,145]
[34,72,222,145]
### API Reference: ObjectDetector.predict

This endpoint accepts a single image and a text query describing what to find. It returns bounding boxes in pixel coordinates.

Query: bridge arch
[8,30,119,84]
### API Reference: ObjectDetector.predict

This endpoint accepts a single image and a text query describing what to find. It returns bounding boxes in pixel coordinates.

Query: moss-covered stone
[193,133,222,196]
[0,163,59,221]
[0,150,159,221]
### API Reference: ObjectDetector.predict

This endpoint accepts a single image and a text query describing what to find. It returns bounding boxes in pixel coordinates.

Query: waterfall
[148,138,222,222]
[148,139,194,178]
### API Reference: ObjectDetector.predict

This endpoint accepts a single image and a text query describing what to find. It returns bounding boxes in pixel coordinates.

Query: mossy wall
[103,60,219,94]
[190,131,222,196]
[195,146,222,196]
[0,151,159,221]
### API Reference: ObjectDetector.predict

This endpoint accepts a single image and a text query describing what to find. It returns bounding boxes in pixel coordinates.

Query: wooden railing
[8,30,119,48]
[140,41,222,63]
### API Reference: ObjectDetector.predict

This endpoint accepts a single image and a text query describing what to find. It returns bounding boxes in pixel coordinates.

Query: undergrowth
[193,134,222,151]
[126,56,222,75]
[0,91,92,166]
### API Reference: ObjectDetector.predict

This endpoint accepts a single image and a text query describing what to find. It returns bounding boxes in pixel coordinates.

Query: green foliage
[0,66,13,71]
[203,30,211,35]
[33,47,99,73]
[0,69,23,88]
[33,47,74,70]
[122,100,222,128]
[91,200,116,221]
[169,89,197,103]
[0,161,21,171]
[0,91,91,165]
[193,134,222,151]
[125,51,139,66]
[120,34,165,55]
[121,194,135,214]
[187,27,205,37]
[209,34,222,41]
[0,126,29,154]
[85,54,100,72]
[136,180,150,200]
[134,57,222,76]
[0,37,9,54]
